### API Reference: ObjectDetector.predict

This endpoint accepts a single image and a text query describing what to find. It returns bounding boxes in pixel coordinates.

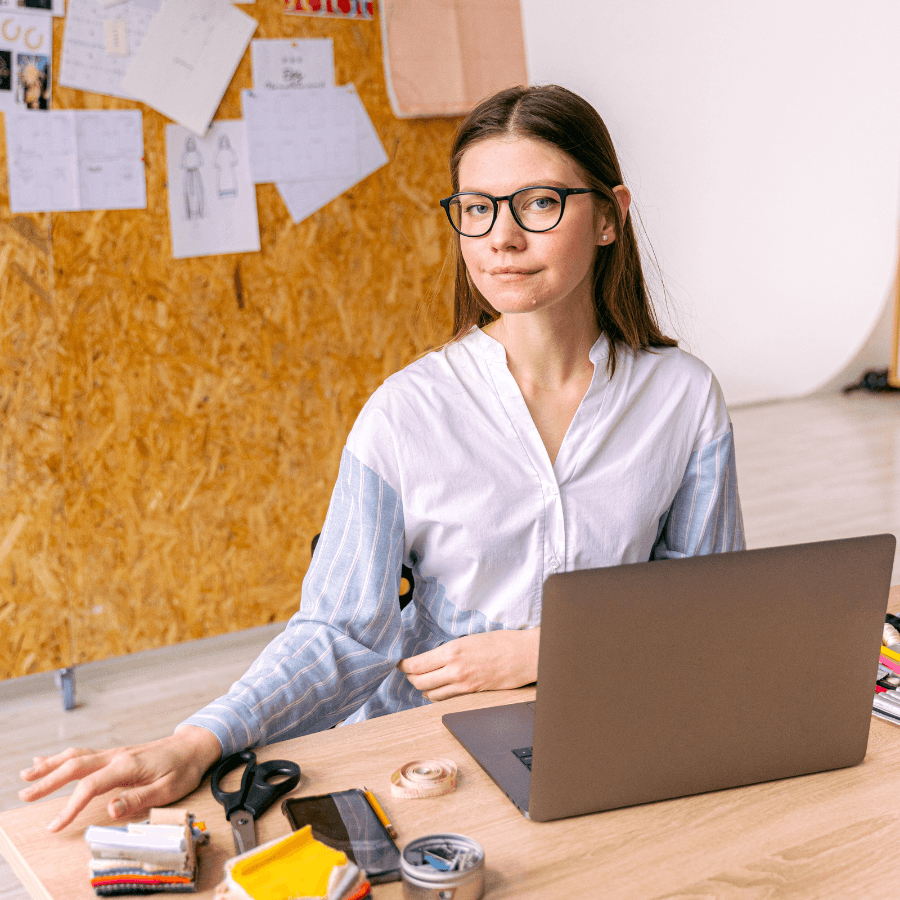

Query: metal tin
[400,833,485,900]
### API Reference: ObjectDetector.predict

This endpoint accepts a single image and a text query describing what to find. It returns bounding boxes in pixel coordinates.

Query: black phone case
[281,789,401,884]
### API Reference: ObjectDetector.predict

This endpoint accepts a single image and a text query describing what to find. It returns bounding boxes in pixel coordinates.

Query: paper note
[165,121,261,259]
[120,0,257,136]
[242,87,359,184]
[60,0,162,101]
[6,109,147,212]
[380,0,527,117]
[0,12,51,112]
[250,38,333,92]
[0,0,64,16]
[274,85,388,225]
[284,0,372,19]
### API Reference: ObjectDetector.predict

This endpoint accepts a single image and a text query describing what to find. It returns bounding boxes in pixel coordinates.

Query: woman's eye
[465,203,490,217]
[529,195,558,211]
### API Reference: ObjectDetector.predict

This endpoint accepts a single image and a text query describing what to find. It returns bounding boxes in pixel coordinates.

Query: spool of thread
[884,623,900,653]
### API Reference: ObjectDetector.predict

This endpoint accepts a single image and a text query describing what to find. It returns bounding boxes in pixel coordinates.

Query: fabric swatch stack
[85,808,208,895]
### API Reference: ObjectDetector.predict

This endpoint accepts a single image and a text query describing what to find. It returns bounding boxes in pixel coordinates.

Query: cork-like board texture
[0,6,462,678]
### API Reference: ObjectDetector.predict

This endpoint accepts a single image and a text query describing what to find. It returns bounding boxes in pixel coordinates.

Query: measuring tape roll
[390,759,457,799]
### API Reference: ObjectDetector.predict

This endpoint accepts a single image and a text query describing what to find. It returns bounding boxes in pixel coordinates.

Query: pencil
[362,786,397,839]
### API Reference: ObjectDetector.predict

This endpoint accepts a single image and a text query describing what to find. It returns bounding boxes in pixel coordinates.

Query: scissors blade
[229,809,258,856]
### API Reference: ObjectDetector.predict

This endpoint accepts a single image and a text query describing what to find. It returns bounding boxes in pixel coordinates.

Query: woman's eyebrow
[456,179,570,194]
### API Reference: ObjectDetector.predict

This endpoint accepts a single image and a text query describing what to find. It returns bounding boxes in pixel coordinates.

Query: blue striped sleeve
[651,424,745,560]
[179,448,406,756]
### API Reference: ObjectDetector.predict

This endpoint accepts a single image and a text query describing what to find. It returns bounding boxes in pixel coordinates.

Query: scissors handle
[211,750,301,820]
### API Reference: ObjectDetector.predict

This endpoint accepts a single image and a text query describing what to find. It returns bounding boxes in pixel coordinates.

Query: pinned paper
[6,109,147,213]
[120,0,257,136]
[165,121,261,259]
[284,0,372,19]
[242,87,359,184]
[275,85,388,225]
[103,17,128,56]
[380,0,528,117]
[60,0,162,100]
[0,12,52,112]
[250,37,334,92]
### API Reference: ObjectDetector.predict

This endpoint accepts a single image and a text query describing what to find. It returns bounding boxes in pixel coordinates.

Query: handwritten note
[250,37,333,92]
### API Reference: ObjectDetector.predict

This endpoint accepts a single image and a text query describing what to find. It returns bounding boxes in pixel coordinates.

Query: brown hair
[447,84,676,373]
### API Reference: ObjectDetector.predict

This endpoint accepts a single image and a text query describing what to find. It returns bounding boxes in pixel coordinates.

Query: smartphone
[282,789,401,884]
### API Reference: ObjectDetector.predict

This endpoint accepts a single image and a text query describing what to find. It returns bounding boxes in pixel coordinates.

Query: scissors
[211,750,302,855]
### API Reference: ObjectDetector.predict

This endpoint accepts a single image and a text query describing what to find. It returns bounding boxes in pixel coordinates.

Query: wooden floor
[2,389,899,899]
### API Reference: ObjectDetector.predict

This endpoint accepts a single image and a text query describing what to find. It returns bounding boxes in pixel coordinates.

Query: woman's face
[456,136,614,321]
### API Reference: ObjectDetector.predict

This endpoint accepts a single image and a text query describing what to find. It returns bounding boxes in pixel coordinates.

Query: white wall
[520,0,900,405]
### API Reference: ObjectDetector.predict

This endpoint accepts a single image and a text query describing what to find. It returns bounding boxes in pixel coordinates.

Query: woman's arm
[20,449,407,827]
[652,424,745,559]
[181,448,407,754]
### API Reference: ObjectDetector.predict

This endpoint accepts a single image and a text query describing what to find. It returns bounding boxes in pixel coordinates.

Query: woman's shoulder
[620,343,729,447]
[345,337,479,475]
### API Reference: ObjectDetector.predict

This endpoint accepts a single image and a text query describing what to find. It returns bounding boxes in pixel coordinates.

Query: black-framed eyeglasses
[440,185,599,237]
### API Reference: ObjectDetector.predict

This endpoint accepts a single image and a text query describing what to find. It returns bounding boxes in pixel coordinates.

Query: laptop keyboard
[512,747,533,770]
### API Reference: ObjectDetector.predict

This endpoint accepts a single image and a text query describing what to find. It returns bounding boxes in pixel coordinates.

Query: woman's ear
[598,185,632,246]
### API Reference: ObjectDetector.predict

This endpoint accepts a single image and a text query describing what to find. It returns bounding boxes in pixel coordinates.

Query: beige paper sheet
[380,0,528,118]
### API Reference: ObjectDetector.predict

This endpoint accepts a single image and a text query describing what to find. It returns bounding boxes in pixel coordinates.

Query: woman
[20,85,744,831]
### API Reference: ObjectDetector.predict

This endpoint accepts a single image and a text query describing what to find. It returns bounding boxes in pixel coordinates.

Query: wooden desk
[4,585,900,900]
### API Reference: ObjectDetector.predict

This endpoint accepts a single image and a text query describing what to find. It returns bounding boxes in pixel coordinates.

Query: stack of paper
[244,38,388,224]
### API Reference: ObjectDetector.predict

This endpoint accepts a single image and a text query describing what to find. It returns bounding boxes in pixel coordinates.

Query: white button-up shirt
[183,329,744,755]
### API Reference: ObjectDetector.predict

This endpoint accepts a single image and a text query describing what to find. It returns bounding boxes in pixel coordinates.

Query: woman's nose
[489,200,526,249]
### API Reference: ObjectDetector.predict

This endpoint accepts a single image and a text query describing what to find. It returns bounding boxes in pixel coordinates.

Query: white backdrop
[520,0,900,404]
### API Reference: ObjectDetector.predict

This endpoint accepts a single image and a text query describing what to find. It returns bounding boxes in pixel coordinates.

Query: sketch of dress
[214,134,238,198]
[181,136,204,220]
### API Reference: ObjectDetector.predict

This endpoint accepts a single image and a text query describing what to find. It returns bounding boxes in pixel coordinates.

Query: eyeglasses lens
[447,194,493,237]
[511,188,563,232]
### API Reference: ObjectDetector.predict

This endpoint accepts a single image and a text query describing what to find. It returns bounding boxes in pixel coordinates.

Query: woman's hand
[398,628,539,701]
[17,726,222,832]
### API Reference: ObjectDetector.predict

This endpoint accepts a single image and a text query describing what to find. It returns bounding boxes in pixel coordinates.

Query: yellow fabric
[230,826,348,900]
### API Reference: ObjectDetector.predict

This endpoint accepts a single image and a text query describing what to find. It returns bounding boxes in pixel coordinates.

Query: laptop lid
[444,535,896,822]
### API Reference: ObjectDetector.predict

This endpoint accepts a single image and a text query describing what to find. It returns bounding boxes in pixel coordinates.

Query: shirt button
[549,556,560,570]
[549,484,558,495]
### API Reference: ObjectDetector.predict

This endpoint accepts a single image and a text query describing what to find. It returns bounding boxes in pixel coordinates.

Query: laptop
[442,535,896,822]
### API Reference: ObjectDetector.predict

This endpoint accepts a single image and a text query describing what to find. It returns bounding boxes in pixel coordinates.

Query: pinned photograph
[0,11,51,111]
[16,51,48,108]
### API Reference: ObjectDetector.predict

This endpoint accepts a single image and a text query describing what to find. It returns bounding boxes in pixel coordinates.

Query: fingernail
[19,768,33,779]
[111,800,126,817]
[46,819,60,831]
[18,787,32,800]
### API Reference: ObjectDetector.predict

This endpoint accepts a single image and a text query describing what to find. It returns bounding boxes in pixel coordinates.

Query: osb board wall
[0,6,462,680]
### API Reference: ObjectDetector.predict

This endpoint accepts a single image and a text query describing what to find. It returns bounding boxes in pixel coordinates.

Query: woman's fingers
[19,747,98,783]
[19,748,113,802]
[43,747,169,832]
[31,730,222,832]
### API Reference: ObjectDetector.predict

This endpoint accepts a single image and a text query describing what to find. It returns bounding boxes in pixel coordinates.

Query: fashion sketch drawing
[182,136,204,220]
